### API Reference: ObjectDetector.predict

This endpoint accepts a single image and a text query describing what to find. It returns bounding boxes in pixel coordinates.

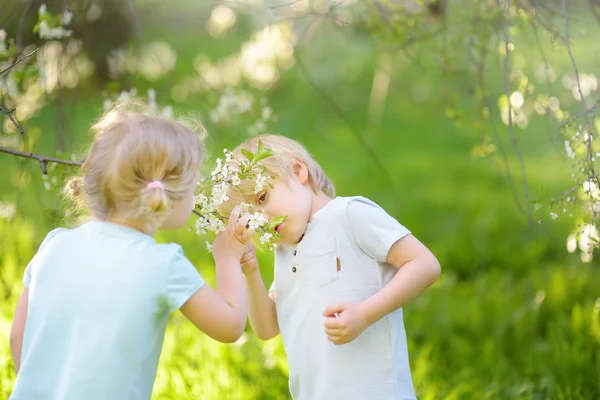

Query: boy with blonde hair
[226,134,441,400]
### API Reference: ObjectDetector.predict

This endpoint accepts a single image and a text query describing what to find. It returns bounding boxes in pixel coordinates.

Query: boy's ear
[293,160,309,185]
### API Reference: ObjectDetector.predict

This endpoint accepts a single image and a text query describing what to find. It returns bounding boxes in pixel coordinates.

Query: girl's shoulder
[36,227,69,251]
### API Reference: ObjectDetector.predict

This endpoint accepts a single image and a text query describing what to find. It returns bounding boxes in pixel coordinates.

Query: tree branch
[0,146,83,172]
[16,0,34,56]
[555,100,600,139]
[477,39,528,219]
[562,0,597,144]
[295,44,403,215]
[503,0,533,226]
[0,48,39,76]
[562,0,599,221]
[269,0,303,9]
[0,104,25,136]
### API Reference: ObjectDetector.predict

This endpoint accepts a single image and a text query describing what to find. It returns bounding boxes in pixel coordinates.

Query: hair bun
[65,177,84,199]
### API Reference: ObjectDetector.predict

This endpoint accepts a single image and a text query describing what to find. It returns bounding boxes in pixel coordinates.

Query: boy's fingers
[324,326,342,335]
[324,317,341,329]
[323,303,345,317]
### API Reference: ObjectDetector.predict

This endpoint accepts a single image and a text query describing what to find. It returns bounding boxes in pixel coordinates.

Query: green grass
[1,2,599,398]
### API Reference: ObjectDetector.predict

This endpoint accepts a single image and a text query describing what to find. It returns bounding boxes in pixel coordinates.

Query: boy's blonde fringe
[218,134,335,216]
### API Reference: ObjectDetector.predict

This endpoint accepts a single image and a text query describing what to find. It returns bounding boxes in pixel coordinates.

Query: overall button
[292,266,297,273]
[293,250,297,256]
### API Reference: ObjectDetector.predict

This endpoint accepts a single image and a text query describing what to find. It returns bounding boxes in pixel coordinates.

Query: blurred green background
[1,1,599,399]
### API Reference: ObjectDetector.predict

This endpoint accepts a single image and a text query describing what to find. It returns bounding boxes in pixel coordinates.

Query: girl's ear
[293,160,309,185]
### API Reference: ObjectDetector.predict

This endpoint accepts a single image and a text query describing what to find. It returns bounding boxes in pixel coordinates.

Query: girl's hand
[212,206,254,263]
[240,242,259,276]
[323,303,369,345]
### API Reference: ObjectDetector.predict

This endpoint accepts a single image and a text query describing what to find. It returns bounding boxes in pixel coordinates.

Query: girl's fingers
[227,206,242,232]
[240,226,255,243]
[235,214,251,236]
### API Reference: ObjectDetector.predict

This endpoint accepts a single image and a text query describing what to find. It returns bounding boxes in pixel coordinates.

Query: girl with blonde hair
[9,108,253,399]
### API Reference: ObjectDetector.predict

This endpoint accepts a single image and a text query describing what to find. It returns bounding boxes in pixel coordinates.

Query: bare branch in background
[561,0,598,144]
[0,48,38,75]
[0,104,25,136]
[530,22,564,154]
[477,39,529,219]
[268,0,303,9]
[0,146,83,171]
[16,0,35,56]
[561,0,599,223]
[295,43,403,214]
[556,100,600,139]
[503,0,533,226]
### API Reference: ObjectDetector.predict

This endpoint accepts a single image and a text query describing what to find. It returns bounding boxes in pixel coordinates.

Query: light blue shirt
[10,220,205,400]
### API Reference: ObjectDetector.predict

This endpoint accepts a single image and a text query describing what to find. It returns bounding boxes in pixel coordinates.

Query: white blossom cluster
[38,4,73,40]
[193,145,283,252]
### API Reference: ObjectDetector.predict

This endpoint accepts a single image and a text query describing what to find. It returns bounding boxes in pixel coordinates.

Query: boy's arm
[10,288,29,373]
[324,235,440,345]
[240,243,279,340]
[245,270,279,340]
[324,199,441,345]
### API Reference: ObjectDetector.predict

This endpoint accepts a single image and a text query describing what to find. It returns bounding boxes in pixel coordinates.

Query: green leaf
[257,140,264,154]
[254,148,274,162]
[241,149,255,161]
[269,215,287,229]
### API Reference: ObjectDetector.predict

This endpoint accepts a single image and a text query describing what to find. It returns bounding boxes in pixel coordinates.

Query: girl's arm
[324,235,440,345]
[180,206,252,343]
[180,257,248,343]
[10,288,29,373]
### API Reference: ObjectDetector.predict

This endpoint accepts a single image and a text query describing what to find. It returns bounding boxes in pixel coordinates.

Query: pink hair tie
[147,181,164,190]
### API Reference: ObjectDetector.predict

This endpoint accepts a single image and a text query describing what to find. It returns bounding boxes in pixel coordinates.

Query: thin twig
[549,184,578,206]
[0,146,83,169]
[16,0,34,56]
[503,0,533,226]
[562,0,596,145]
[561,0,598,222]
[0,48,39,76]
[269,0,302,9]
[516,0,570,44]
[555,100,600,139]
[478,40,527,218]
[0,104,25,136]
[295,46,403,214]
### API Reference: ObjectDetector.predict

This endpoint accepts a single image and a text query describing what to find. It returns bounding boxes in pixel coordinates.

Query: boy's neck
[309,191,334,222]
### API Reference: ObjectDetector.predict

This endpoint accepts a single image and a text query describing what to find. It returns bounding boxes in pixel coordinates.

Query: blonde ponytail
[142,182,170,215]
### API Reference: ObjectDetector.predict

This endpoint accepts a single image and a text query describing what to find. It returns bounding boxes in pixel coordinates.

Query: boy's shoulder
[324,196,387,220]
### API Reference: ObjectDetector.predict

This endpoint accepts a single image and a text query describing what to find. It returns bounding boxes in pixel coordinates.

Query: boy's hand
[240,242,259,276]
[323,303,369,345]
[212,206,254,263]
